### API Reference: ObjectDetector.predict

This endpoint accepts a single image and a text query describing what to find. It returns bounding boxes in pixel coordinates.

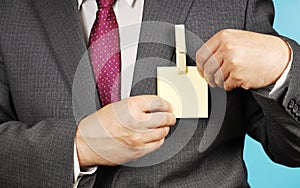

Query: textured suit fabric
[0,0,299,188]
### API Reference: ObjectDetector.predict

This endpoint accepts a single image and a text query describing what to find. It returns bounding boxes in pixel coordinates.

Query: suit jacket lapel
[131,0,195,96]
[32,0,87,92]
[32,0,195,103]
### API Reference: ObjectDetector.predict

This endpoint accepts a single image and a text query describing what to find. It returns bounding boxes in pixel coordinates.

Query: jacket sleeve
[0,55,76,187]
[244,0,300,167]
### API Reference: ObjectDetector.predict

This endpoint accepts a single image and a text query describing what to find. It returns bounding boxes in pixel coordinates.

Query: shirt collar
[77,0,135,10]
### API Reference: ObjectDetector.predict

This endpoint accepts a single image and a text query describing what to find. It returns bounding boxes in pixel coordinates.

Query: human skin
[76,95,176,167]
[196,29,290,91]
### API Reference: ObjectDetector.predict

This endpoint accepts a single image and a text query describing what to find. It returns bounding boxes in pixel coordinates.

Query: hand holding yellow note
[157,25,208,118]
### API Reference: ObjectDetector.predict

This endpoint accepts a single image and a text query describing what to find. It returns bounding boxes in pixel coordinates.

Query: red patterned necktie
[89,0,121,107]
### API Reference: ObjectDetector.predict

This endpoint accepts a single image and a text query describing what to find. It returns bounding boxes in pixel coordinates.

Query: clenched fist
[75,95,176,166]
[196,29,291,91]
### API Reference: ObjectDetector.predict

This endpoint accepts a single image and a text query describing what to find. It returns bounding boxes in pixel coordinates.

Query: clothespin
[175,25,187,74]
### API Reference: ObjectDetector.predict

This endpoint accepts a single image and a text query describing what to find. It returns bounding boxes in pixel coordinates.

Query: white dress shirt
[73,0,292,187]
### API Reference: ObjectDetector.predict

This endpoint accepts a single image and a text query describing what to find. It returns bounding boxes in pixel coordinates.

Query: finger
[196,36,221,75]
[116,127,168,148]
[142,96,173,113]
[203,49,224,87]
[196,62,204,78]
[143,112,176,129]
[214,63,231,88]
[223,73,240,91]
[143,127,170,143]
[143,138,165,152]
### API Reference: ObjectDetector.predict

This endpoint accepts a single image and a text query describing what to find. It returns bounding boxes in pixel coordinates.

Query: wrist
[75,115,98,167]
[75,112,116,167]
[276,36,292,81]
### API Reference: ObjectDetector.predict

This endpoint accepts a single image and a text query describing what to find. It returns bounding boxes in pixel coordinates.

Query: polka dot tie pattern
[89,0,120,107]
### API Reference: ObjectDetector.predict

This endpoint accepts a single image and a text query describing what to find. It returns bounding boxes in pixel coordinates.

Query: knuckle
[153,141,164,151]
[203,62,216,75]
[165,113,171,124]
[225,86,232,91]
[224,81,235,91]
[219,29,233,39]
[166,102,173,112]
[235,76,244,84]
[150,139,165,151]
[132,149,144,158]
[197,64,203,74]
[204,73,214,83]
[196,51,200,60]
[164,113,175,126]
[155,130,164,140]
[214,77,221,85]
[155,99,165,109]
[223,82,229,90]
[169,114,176,125]
[218,30,228,40]
[159,128,168,138]
[150,97,167,112]
[215,71,223,80]
[164,127,170,136]
[241,83,250,90]
[196,52,206,64]
[196,51,203,61]
[222,43,234,54]
[127,134,142,147]
[225,43,233,51]
[230,73,238,82]
[152,128,167,141]
[228,55,238,67]
[229,60,238,68]
[159,113,168,126]
[158,139,165,147]
[232,77,243,88]
[127,97,138,109]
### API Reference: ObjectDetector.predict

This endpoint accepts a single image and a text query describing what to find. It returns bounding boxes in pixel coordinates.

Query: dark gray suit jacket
[0,0,299,187]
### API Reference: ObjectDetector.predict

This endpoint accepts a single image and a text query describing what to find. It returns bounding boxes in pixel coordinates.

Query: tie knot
[96,0,116,9]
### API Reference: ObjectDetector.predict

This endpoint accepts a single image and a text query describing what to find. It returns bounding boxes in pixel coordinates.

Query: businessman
[0,0,299,187]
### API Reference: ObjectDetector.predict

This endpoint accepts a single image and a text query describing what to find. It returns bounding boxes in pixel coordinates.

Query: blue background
[243,0,300,187]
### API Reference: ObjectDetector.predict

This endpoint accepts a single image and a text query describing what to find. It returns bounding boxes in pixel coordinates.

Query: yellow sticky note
[157,66,208,118]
